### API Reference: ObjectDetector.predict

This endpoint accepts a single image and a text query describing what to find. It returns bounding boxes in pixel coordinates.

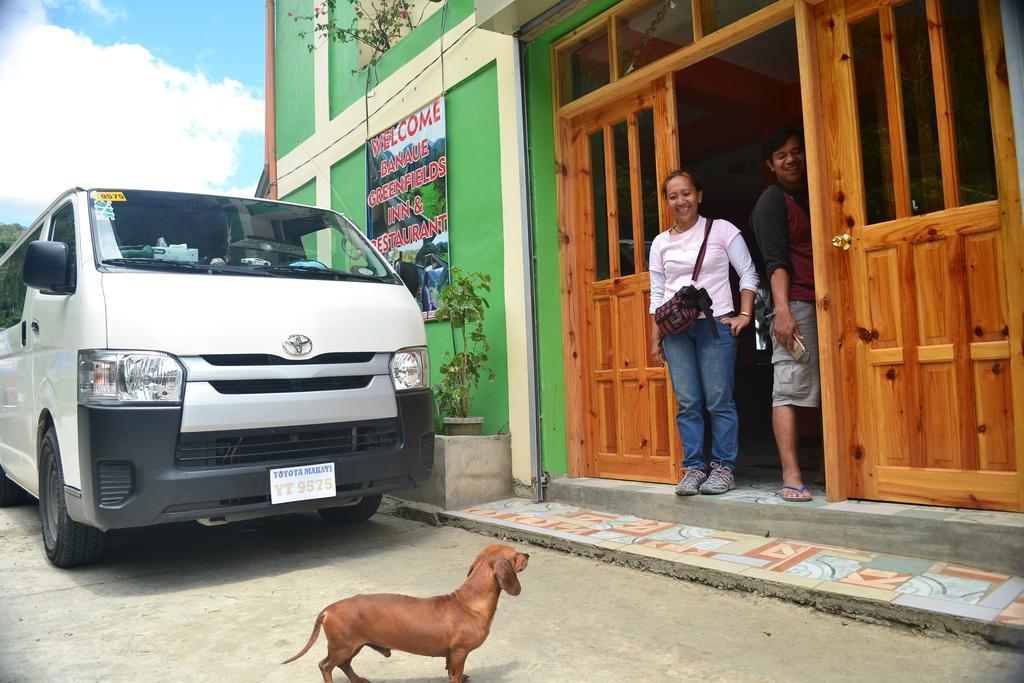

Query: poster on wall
[366,97,449,320]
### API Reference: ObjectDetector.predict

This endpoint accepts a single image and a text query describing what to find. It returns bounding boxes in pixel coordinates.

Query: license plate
[269,462,336,504]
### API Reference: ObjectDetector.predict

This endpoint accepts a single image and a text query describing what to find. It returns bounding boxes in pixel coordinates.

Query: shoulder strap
[690,218,714,282]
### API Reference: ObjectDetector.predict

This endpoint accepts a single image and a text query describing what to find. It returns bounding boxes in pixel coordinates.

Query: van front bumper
[66,389,434,530]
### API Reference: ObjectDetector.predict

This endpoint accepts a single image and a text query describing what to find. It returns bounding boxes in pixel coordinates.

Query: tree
[292,0,442,69]
[0,223,26,258]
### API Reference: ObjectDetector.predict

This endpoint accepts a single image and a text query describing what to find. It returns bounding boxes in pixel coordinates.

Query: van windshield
[89,189,395,283]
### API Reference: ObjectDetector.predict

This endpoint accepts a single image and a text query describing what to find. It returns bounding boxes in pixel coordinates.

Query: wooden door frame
[554,1,848,485]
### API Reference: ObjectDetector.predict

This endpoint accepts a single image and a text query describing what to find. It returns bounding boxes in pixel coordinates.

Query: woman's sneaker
[674,467,708,496]
[699,463,736,495]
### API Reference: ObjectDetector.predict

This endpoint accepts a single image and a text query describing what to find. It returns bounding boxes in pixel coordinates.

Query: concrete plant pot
[397,434,511,510]
[442,416,484,436]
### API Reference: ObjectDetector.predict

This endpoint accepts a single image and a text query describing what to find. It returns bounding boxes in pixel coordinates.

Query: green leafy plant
[292,0,437,66]
[433,267,495,421]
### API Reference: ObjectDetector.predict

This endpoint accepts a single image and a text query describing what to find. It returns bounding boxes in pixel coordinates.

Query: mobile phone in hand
[789,336,807,361]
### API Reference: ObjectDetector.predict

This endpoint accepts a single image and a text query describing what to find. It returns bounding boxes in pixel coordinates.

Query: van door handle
[20,321,27,347]
[31,320,40,333]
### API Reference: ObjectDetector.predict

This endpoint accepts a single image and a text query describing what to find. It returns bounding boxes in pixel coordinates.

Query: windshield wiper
[260,265,387,282]
[100,258,273,277]
[102,257,208,270]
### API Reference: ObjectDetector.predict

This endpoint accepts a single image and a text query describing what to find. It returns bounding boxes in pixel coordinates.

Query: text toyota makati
[0,188,435,567]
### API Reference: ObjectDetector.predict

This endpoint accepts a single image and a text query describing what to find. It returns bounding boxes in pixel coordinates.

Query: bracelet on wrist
[739,311,751,317]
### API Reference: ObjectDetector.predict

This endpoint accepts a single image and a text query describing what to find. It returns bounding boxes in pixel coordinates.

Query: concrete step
[545,476,1024,576]
[385,496,1024,648]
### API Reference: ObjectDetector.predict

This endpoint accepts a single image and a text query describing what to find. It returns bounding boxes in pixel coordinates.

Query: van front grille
[209,376,372,394]
[200,353,375,366]
[175,420,400,469]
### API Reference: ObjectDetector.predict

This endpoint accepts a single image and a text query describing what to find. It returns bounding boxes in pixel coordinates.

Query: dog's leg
[321,644,367,683]
[447,648,469,683]
[318,655,337,683]
[338,657,370,683]
[335,645,369,683]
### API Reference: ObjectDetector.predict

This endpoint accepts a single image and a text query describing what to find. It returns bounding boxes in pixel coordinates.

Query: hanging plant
[292,0,436,66]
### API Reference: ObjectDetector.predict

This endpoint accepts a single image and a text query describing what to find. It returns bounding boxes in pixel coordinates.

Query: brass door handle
[832,233,852,250]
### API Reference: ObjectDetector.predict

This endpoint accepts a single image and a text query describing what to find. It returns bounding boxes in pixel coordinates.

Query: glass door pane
[942,0,997,205]
[589,129,610,281]
[894,0,944,215]
[612,120,635,277]
[850,14,897,224]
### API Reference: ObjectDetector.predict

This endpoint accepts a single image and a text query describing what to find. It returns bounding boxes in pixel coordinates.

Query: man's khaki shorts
[770,300,821,408]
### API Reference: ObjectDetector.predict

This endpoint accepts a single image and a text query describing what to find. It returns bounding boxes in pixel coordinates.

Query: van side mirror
[395,260,420,298]
[24,241,73,294]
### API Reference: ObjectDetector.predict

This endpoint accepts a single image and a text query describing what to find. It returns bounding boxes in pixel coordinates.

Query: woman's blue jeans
[661,316,738,471]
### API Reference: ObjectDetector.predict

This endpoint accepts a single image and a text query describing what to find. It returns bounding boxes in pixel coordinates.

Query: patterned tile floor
[450,498,1024,626]
[557,475,1024,528]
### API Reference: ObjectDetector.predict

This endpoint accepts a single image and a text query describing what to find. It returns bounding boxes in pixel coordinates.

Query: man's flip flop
[778,485,812,502]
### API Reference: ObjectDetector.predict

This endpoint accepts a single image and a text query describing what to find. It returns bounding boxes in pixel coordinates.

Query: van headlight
[78,350,185,404]
[390,346,429,391]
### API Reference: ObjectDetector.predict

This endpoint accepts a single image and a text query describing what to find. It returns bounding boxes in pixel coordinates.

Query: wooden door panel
[596,380,618,453]
[870,364,910,467]
[616,291,644,373]
[918,362,961,468]
[619,377,648,456]
[973,360,1014,471]
[648,377,673,458]
[864,247,903,347]
[911,239,953,345]
[593,297,615,371]
[818,0,1022,509]
[875,467,1020,510]
[964,230,1008,341]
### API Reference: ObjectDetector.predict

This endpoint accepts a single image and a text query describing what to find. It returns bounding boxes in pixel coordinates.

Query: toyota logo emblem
[283,334,313,356]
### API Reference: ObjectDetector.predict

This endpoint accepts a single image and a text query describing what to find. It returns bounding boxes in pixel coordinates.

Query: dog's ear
[493,558,522,596]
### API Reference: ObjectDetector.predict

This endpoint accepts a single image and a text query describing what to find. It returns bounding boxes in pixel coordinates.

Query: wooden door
[816,0,1024,510]
[566,80,680,483]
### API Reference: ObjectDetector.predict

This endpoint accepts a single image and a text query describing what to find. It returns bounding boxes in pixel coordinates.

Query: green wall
[328,0,476,121]
[434,62,508,433]
[525,0,620,476]
[281,178,316,206]
[321,64,510,435]
[275,0,315,157]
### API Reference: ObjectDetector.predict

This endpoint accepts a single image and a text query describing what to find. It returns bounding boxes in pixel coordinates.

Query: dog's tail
[281,610,325,664]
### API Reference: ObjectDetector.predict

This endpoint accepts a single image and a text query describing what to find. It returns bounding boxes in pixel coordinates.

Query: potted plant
[433,267,495,436]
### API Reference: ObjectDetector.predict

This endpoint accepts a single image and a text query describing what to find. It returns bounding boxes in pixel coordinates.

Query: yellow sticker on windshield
[92,191,126,202]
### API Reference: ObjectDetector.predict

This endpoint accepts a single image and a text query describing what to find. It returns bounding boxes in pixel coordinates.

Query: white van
[0,188,434,567]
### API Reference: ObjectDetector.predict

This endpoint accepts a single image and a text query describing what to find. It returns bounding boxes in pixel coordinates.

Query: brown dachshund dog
[282,543,529,683]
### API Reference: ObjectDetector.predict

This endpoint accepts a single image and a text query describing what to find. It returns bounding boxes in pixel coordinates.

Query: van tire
[39,427,106,568]
[317,494,382,524]
[0,464,28,506]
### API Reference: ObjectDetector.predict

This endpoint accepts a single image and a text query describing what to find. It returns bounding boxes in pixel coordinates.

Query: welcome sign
[366,97,449,319]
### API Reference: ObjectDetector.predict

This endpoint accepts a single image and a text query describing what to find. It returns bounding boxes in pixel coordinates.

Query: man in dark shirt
[750,126,819,502]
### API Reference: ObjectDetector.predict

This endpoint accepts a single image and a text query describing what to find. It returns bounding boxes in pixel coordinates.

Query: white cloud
[0,8,263,224]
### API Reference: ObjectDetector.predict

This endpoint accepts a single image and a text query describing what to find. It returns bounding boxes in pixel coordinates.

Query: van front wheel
[39,427,106,568]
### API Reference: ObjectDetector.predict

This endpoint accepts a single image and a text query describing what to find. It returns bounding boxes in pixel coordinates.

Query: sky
[0,0,267,225]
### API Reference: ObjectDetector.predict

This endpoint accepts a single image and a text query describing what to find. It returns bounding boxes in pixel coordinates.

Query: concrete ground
[1,502,1022,683]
